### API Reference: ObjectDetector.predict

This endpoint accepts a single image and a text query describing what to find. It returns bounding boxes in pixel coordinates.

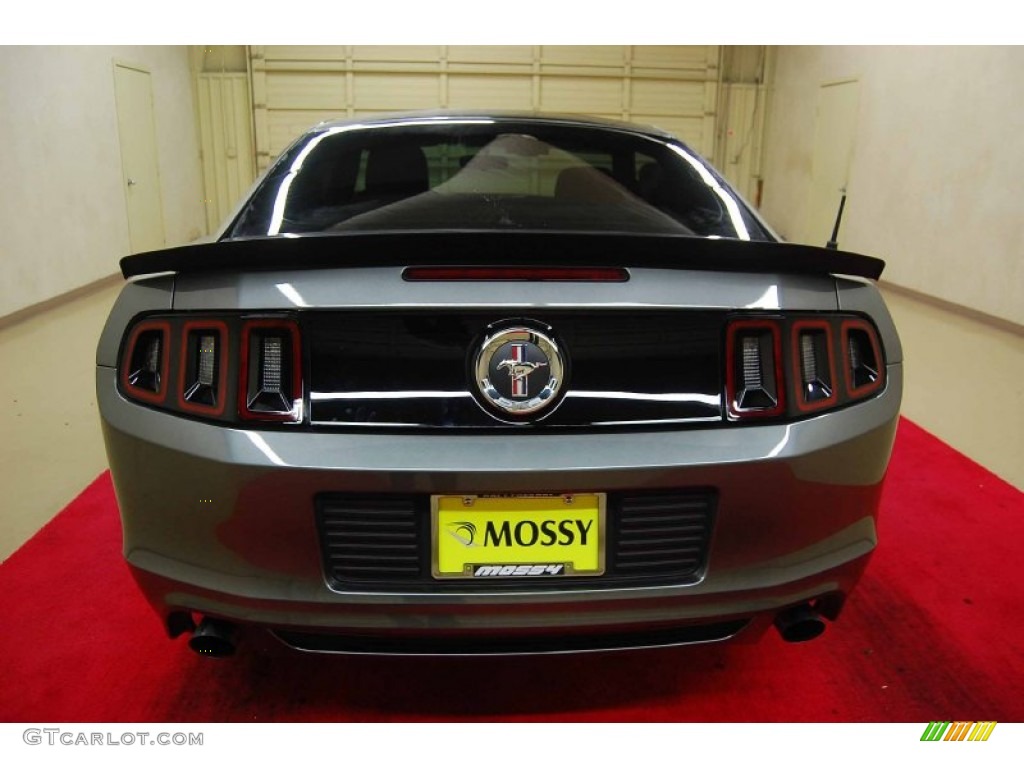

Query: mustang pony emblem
[497,343,548,397]
[474,327,564,416]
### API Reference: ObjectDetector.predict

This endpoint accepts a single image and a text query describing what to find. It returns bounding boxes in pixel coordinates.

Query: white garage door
[249,45,721,173]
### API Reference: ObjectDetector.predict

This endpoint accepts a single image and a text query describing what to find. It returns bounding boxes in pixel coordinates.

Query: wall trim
[0,273,123,332]
[880,279,1024,338]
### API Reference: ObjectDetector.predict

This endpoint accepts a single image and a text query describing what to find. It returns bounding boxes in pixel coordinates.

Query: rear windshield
[226,120,771,241]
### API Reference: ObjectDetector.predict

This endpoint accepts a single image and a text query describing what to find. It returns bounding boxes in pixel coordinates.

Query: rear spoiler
[120,231,885,281]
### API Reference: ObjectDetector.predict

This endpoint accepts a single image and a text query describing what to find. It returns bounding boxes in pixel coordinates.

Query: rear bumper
[128,553,868,654]
[99,363,901,652]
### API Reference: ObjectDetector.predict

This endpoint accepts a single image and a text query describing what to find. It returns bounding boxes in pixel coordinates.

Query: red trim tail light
[178,320,229,416]
[791,319,838,412]
[842,319,885,398]
[726,313,887,423]
[121,320,170,404]
[119,314,304,424]
[725,319,785,419]
[238,319,303,422]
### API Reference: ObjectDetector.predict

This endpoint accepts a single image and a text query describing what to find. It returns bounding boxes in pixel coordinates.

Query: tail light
[726,313,886,423]
[178,320,228,416]
[118,314,303,425]
[121,320,170,403]
[842,319,885,397]
[239,319,303,422]
[725,319,785,418]
[791,319,837,412]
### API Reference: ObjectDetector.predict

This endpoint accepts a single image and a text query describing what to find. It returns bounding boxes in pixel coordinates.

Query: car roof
[311,110,680,141]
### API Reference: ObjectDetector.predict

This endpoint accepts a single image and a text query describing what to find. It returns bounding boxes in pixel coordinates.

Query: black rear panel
[307,310,724,428]
[316,489,716,592]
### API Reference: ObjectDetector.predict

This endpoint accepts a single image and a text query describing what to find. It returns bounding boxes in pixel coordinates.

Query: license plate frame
[431,493,606,579]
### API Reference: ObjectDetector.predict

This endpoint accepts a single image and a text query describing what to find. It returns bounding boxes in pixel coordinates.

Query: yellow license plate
[431,494,605,579]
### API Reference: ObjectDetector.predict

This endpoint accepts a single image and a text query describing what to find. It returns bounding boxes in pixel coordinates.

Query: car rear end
[96,114,902,655]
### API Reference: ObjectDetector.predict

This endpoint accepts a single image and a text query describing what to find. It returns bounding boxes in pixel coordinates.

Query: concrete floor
[0,279,1021,562]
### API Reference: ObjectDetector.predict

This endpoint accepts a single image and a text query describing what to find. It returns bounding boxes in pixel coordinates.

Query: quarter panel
[836,276,903,363]
[96,275,175,367]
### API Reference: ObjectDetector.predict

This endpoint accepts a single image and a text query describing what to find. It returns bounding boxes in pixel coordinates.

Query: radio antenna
[826,188,847,250]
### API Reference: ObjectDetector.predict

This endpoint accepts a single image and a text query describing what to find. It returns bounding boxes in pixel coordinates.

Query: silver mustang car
[97,112,901,657]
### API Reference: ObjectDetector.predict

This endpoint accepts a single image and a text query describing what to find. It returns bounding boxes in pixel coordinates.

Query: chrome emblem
[497,344,548,397]
[474,325,564,418]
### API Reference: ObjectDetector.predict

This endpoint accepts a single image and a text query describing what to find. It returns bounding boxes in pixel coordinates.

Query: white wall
[761,46,1023,326]
[0,46,205,317]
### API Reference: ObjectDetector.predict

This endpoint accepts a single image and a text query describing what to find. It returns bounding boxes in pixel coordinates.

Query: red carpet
[1,418,1021,722]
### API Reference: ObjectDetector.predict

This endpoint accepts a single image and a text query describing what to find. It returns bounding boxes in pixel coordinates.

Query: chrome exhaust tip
[774,604,827,643]
[188,617,239,657]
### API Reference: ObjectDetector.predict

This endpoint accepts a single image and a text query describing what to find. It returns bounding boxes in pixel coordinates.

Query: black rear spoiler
[120,232,885,281]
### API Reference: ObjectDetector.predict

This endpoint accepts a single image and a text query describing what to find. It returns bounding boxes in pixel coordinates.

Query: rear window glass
[227,121,770,241]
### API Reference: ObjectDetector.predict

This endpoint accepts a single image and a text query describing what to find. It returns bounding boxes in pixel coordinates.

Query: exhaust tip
[188,617,238,657]
[774,604,827,643]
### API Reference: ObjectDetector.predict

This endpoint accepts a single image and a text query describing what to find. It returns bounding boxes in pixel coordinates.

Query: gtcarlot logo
[920,721,997,741]
[23,728,203,747]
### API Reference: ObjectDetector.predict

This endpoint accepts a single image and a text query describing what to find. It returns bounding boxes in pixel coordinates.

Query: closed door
[114,63,165,253]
